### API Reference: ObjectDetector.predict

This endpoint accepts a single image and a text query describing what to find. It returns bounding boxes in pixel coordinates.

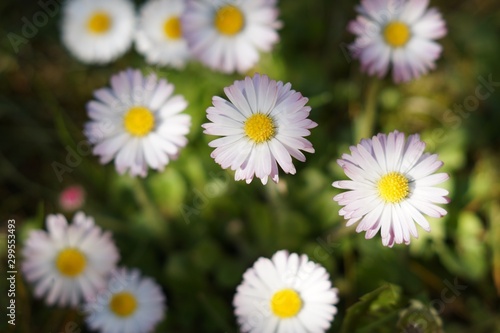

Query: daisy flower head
[84,68,191,177]
[348,0,447,83]
[61,0,135,64]
[85,267,166,333]
[202,74,317,185]
[21,212,119,307]
[181,0,281,73]
[233,250,339,333]
[135,0,191,68]
[332,130,450,247]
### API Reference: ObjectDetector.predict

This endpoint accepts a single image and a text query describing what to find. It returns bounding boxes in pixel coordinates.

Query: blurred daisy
[202,74,317,184]
[62,0,135,64]
[84,68,191,177]
[332,130,450,247]
[22,212,119,307]
[233,250,339,333]
[348,0,447,83]
[85,267,166,333]
[59,185,85,212]
[182,0,281,73]
[135,0,191,68]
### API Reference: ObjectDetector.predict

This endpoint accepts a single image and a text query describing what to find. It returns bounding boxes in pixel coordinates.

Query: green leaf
[436,212,487,280]
[341,283,402,333]
[456,211,487,279]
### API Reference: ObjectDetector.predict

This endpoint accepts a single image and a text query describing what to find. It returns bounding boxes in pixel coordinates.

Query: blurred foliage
[1,0,500,332]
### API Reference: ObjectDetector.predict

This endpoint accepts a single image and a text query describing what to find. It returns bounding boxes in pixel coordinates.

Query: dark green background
[1,0,499,332]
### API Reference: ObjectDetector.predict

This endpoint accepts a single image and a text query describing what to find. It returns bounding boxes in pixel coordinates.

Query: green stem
[132,177,167,236]
[355,79,380,142]
[198,293,233,332]
[356,309,400,333]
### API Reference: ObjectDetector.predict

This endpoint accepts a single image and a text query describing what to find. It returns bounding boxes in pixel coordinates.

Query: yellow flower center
[244,113,275,143]
[383,21,411,47]
[377,172,410,203]
[214,5,245,35]
[163,16,182,40]
[109,292,138,317]
[87,12,112,34]
[56,248,86,277]
[124,106,155,137]
[270,289,302,319]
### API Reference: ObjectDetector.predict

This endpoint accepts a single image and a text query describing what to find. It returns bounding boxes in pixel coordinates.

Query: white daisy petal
[203,74,315,184]
[85,68,191,177]
[333,130,449,247]
[400,0,429,24]
[413,8,447,39]
[233,250,338,333]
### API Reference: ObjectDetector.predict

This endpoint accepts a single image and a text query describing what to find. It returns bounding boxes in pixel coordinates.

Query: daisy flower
[348,0,447,83]
[181,0,281,73]
[85,267,166,333]
[21,212,119,307]
[202,74,317,184]
[332,130,450,247]
[233,250,339,333]
[84,68,191,177]
[135,0,191,68]
[61,0,136,64]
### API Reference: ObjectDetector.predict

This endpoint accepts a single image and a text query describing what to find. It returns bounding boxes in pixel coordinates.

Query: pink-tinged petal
[413,8,447,39]
[400,0,430,24]
[415,173,449,186]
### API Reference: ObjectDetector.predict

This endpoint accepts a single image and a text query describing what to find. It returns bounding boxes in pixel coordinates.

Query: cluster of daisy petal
[85,68,318,184]
[62,0,280,72]
[27,0,457,331]
[22,212,166,333]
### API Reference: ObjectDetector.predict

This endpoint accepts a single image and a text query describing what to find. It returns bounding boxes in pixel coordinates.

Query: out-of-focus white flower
[62,0,135,63]
[348,0,447,82]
